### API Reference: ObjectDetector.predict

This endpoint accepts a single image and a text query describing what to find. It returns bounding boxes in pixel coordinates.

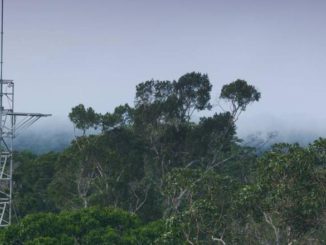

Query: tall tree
[69,104,100,135]
[220,79,261,120]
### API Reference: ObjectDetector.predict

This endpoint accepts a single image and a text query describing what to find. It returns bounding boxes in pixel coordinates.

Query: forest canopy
[2,72,325,244]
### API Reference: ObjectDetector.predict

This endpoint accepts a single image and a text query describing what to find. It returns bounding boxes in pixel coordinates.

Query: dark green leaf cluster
[0,208,164,244]
[69,104,100,135]
[220,79,261,118]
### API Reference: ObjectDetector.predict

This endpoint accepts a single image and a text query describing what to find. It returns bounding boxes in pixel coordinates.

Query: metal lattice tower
[0,0,50,226]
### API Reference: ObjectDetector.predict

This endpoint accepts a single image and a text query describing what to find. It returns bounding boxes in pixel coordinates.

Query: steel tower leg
[0,79,13,226]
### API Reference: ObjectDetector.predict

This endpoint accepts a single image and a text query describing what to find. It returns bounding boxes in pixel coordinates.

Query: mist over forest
[14,116,326,155]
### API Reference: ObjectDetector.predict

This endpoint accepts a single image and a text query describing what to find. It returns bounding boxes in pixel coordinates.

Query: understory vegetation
[1,72,325,244]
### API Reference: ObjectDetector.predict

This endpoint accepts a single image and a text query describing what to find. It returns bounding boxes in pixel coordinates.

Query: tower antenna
[0,0,51,226]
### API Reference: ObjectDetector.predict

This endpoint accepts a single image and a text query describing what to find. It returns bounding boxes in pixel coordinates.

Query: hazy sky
[3,0,326,137]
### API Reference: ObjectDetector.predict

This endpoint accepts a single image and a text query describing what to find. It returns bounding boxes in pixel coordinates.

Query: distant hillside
[14,130,73,154]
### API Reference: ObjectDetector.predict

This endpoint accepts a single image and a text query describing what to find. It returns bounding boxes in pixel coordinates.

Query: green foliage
[175,72,212,119]
[257,142,325,234]
[162,169,239,243]
[135,72,212,124]
[101,104,134,130]
[25,236,74,245]
[235,140,326,243]
[220,79,260,118]
[0,207,164,244]
[69,104,100,135]
[188,112,235,158]
[14,152,59,217]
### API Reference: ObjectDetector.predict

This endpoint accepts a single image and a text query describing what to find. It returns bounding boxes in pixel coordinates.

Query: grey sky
[3,0,326,137]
